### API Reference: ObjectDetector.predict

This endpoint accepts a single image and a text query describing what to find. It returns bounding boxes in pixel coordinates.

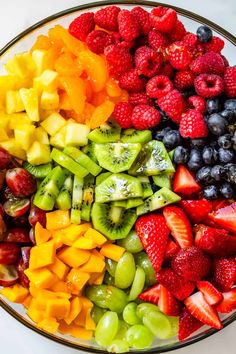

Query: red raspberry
[158,89,186,123]
[190,52,225,75]
[159,62,175,78]
[134,46,163,77]
[204,36,225,53]
[188,96,206,114]
[86,30,114,54]
[150,6,177,33]
[94,6,120,31]
[224,66,236,98]
[69,13,95,41]
[113,102,134,128]
[182,33,204,57]
[221,55,229,67]
[169,20,187,41]
[104,44,133,77]
[131,6,151,35]
[180,109,208,138]
[119,68,146,92]
[168,43,192,70]
[174,70,195,91]
[128,92,153,106]
[118,10,140,42]
[132,104,161,130]
[146,75,173,99]
[194,74,224,98]
[148,29,169,50]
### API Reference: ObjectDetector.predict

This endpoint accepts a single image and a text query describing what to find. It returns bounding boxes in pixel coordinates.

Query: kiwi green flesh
[91,203,137,240]
[55,174,73,210]
[95,173,143,203]
[169,149,175,161]
[71,175,84,224]
[87,122,121,143]
[112,200,127,208]
[81,174,95,222]
[51,148,89,178]
[136,187,181,216]
[23,162,53,179]
[153,173,173,189]
[126,198,144,209]
[121,129,152,144]
[82,141,98,163]
[96,172,112,185]
[138,176,153,198]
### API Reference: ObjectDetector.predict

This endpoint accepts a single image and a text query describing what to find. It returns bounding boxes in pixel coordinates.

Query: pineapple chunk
[5,53,36,80]
[0,139,26,160]
[8,113,31,130]
[65,123,90,147]
[41,112,66,136]
[31,49,49,76]
[40,91,59,111]
[34,70,58,92]
[0,128,8,141]
[49,126,67,149]
[0,113,10,130]
[27,141,51,165]
[19,88,39,122]
[6,91,25,114]
[35,127,49,145]
[14,124,35,150]
[0,76,18,103]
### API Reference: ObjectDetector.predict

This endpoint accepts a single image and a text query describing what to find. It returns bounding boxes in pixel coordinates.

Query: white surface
[0,1,236,353]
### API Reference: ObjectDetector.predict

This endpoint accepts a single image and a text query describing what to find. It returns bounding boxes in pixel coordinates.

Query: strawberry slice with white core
[173,165,201,195]
[178,307,203,341]
[217,288,236,313]
[158,284,180,316]
[139,284,161,304]
[197,280,223,306]
[208,202,236,234]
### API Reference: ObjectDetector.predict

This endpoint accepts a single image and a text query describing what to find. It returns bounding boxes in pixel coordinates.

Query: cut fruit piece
[95,174,143,203]
[129,141,175,176]
[91,203,137,240]
[153,173,172,190]
[55,174,73,210]
[51,148,89,178]
[6,91,24,114]
[121,129,152,144]
[4,198,30,218]
[136,187,181,216]
[208,202,236,234]
[41,113,66,136]
[180,199,213,224]
[27,142,51,166]
[173,165,201,195]
[0,264,19,286]
[71,176,84,224]
[96,172,112,186]
[87,121,121,143]
[138,176,153,199]
[81,174,95,222]
[112,200,127,208]
[126,198,143,209]
[95,143,142,173]
[65,123,90,147]
[217,288,236,313]
[82,141,98,163]
[178,307,203,341]
[197,281,223,306]
[19,88,39,122]
[23,162,53,179]
[14,124,36,150]
[158,285,181,316]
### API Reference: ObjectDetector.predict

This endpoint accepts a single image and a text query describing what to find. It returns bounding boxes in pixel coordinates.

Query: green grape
[126,325,154,349]
[134,252,156,287]
[115,320,130,340]
[106,259,117,277]
[129,266,145,301]
[142,310,172,339]
[118,230,143,253]
[115,252,136,289]
[167,316,179,338]
[95,311,119,347]
[104,272,115,285]
[136,303,160,319]
[123,302,141,325]
[91,305,106,324]
[107,340,130,353]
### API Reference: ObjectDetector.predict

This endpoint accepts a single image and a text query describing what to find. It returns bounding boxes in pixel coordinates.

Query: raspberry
[158,89,186,123]
[148,29,169,50]
[159,62,175,78]
[188,95,206,114]
[132,104,161,130]
[224,66,236,98]
[128,92,153,106]
[150,6,177,33]
[180,109,208,138]
[190,52,225,75]
[182,33,204,57]
[118,10,140,42]
[221,55,229,67]
[113,102,134,128]
[134,46,163,77]
[169,20,187,41]
[204,36,225,53]
[104,44,133,77]
[131,6,151,35]
[146,75,173,99]
[69,13,95,41]
[174,70,195,91]
[168,43,192,70]
[86,30,114,54]
[94,5,120,31]
[194,73,224,98]
[119,68,146,92]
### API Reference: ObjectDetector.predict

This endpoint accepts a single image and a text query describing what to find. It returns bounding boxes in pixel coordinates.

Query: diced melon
[14,124,35,150]
[8,113,31,129]
[0,139,26,160]
[27,141,51,165]
[34,70,58,92]
[40,91,59,111]
[5,53,36,79]
[0,128,8,141]
[35,127,49,145]
[41,112,66,136]
[19,88,39,122]
[65,123,90,147]
[6,90,25,114]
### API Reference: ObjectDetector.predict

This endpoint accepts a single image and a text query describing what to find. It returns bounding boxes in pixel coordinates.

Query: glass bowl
[0,1,236,352]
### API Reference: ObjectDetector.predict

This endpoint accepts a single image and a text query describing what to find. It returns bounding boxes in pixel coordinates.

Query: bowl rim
[0,0,236,352]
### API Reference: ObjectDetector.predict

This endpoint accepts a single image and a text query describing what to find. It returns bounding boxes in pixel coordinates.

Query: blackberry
[203,185,219,200]
[187,149,203,171]
[173,146,190,164]
[197,25,213,43]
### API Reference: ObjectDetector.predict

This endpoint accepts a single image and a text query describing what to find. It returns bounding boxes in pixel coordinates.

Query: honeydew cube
[40,91,59,111]
[0,128,8,141]
[14,124,35,150]
[0,139,26,160]
[41,112,66,136]
[8,113,31,129]
[19,88,39,122]
[35,127,49,145]
[27,141,51,165]
[6,90,25,114]
[31,49,48,76]
[65,123,90,147]
[34,70,58,92]
[5,53,36,79]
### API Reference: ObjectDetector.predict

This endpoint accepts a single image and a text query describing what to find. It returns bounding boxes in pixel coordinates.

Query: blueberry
[220,182,234,199]
[206,98,221,114]
[153,127,171,141]
[218,148,234,163]
[218,134,232,149]
[202,146,218,165]
[207,114,228,136]
[203,185,219,200]
[224,164,236,184]
[190,138,206,148]
[211,165,225,181]
[173,146,190,164]
[163,130,181,150]
[187,149,203,171]
[197,25,213,43]
[231,131,236,145]
[224,99,236,112]
[221,109,236,124]
[196,166,213,185]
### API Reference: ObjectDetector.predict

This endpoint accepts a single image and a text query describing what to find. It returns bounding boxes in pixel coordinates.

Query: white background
[0,1,236,353]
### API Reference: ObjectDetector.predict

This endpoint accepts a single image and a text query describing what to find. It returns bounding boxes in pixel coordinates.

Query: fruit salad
[0,4,236,353]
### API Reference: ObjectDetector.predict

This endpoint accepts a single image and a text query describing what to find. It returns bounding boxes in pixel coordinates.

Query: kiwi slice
[138,176,153,198]
[169,149,175,161]
[136,187,181,216]
[91,203,137,240]
[153,173,173,190]
[82,141,98,163]
[33,166,67,210]
[23,162,53,179]
[95,143,142,173]
[51,148,89,178]
[129,141,175,176]
[126,198,144,209]
[71,176,84,224]
[81,174,95,222]
[121,129,152,144]
[96,172,112,185]
[95,173,143,203]
[88,121,121,143]
[55,173,73,210]
[112,200,127,208]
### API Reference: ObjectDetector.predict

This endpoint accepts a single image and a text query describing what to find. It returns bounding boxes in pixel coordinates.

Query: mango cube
[66,269,90,294]
[14,124,35,150]
[19,88,39,122]
[25,268,57,289]
[40,91,59,111]
[29,240,56,270]
[64,297,82,325]
[100,243,125,262]
[58,247,90,268]
[79,254,105,273]
[41,112,66,136]
[46,298,70,320]
[27,299,44,322]
[34,70,58,92]
[49,257,69,280]
[84,228,107,247]
[0,284,29,303]
[6,90,25,114]
[0,139,26,160]
[37,318,59,334]
[27,141,51,165]
[34,126,49,145]
[35,222,51,245]
[46,210,71,230]
[73,237,96,250]
[59,322,93,340]
[65,123,90,147]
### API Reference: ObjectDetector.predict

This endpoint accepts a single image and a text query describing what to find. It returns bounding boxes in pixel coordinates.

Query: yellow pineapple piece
[0,128,8,141]
[0,113,10,130]
[19,88,39,122]
[49,126,67,149]
[34,70,58,92]
[35,127,49,145]
[0,139,26,160]
[6,90,25,114]
[40,91,59,111]
[14,124,35,150]
[27,141,51,165]
[41,112,66,136]
[8,113,31,129]
[65,123,90,147]
[5,53,36,80]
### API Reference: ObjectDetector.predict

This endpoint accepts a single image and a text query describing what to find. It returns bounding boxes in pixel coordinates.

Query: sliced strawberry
[184,291,222,329]
[135,213,170,272]
[158,284,181,316]
[164,238,180,260]
[139,284,161,304]
[179,199,212,224]
[213,258,236,291]
[163,206,193,249]
[197,280,223,305]
[156,268,195,300]
[178,307,203,341]
[173,164,201,195]
[208,202,236,234]
[217,288,236,313]
[203,199,230,227]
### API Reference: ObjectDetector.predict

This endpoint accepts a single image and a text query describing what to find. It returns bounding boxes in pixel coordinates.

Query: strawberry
[163,206,193,249]
[150,6,177,33]
[131,6,151,35]
[208,202,236,234]
[158,89,186,124]
[194,73,224,98]
[164,239,180,261]
[146,75,173,99]
[173,164,201,196]
[113,102,134,129]
[135,213,170,272]
[184,291,222,329]
[217,288,236,313]
[69,13,95,41]
[156,268,195,300]
[197,281,223,306]
[168,43,192,70]
[224,66,236,98]
[94,6,120,31]
[180,109,208,139]
[213,258,236,291]
[179,199,212,224]
[190,52,225,75]
[158,285,181,316]
[139,284,160,304]
[131,104,161,130]
[178,307,203,341]
[118,10,140,42]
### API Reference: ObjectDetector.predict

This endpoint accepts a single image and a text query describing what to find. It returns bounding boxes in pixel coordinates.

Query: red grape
[4,228,31,244]
[6,168,37,197]
[0,148,11,170]
[17,258,29,288]
[0,242,20,265]
[28,205,46,228]
[3,198,30,218]
[0,264,19,287]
